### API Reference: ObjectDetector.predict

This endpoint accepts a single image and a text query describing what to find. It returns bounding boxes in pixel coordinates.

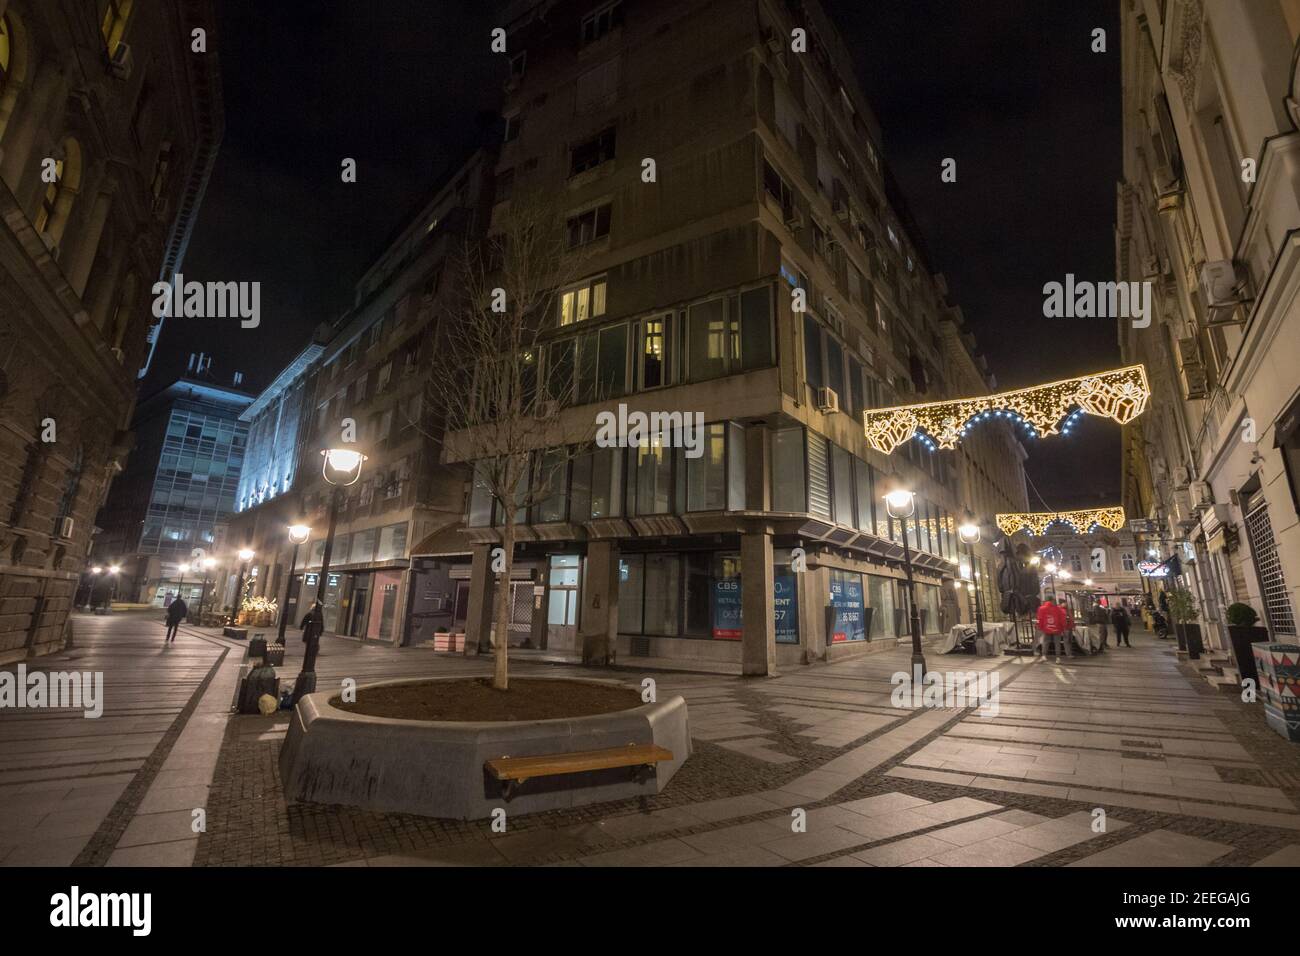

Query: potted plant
[1226,602,1267,684]
[1166,587,1201,659]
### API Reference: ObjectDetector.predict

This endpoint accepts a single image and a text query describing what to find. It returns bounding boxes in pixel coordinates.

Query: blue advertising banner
[713,576,742,640]
[829,571,866,642]
[774,573,799,644]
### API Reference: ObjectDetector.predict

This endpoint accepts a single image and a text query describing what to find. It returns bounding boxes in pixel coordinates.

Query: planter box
[1251,643,1300,743]
[1227,625,1269,685]
[280,676,692,820]
[431,633,466,653]
[1183,623,1203,660]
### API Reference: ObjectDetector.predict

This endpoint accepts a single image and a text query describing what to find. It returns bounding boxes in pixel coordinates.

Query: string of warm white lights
[862,365,1151,454]
[995,507,1127,537]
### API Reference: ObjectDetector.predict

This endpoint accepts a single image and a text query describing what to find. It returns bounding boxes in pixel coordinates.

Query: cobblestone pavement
[5,612,1300,867]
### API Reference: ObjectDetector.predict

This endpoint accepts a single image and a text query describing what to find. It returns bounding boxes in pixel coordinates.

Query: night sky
[152,0,1122,508]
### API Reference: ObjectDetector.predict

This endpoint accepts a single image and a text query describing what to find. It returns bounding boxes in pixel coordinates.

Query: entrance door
[546,554,580,650]
[350,577,371,638]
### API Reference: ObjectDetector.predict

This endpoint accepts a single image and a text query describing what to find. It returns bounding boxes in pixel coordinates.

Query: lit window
[558,275,607,326]
[0,15,12,97]
[566,204,611,248]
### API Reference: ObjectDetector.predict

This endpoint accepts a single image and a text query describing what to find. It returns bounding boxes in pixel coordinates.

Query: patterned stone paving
[4,613,1300,867]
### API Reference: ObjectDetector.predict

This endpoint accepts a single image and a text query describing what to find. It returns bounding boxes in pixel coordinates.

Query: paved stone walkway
[3,612,1299,867]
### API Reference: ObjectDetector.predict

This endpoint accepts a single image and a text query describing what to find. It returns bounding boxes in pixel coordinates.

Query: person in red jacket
[1036,597,1071,663]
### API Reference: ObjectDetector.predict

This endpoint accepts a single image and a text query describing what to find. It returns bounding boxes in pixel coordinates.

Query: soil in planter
[333,678,643,722]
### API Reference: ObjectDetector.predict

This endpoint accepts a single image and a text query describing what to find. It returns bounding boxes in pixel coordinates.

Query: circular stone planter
[279,676,691,821]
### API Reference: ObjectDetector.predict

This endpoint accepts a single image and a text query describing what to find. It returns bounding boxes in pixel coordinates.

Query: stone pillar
[463,543,495,656]
[580,539,619,665]
[799,560,827,661]
[741,530,777,676]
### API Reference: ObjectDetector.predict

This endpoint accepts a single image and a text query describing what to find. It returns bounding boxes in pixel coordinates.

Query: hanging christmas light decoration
[862,364,1150,454]
[995,506,1127,537]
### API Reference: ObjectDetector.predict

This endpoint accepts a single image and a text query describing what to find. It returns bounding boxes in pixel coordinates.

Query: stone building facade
[1117,0,1300,651]
[0,0,221,662]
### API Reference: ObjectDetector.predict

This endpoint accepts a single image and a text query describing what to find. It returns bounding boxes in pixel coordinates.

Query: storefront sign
[1137,560,1169,577]
[713,578,742,640]
[774,573,799,644]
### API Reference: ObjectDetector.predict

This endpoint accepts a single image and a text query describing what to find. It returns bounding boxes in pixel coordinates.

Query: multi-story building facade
[1032,526,1146,608]
[1117,0,1300,652]
[93,373,252,607]
[228,149,495,643]
[0,0,221,662]
[445,0,1029,673]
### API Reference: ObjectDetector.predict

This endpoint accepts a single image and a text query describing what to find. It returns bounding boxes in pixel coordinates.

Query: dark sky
[151,0,1122,509]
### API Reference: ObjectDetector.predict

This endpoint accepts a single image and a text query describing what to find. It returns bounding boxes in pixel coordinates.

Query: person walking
[1111,603,1132,647]
[1036,596,1071,663]
[164,596,188,643]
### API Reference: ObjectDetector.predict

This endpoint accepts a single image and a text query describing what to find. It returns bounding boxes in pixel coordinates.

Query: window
[375,362,392,392]
[687,298,729,382]
[580,1,623,46]
[35,159,64,235]
[803,314,824,389]
[1070,554,1083,573]
[853,457,874,533]
[762,157,794,220]
[640,314,671,388]
[687,424,727,511]
[571,323,627,404]
[0,16,11,98]
[101,0,133,52]
[773,426,805,513]
[576,56,621,112]
[571,127,616,175]
[509,51,526,78]
[558,275,607,325]
[535,449,569,522]
[831,444,853,527]
[567,203,611,247]
[504,112,523,143]
[629,442,672,515]
[1122,552,1135,572]
[1090,548,1107,573]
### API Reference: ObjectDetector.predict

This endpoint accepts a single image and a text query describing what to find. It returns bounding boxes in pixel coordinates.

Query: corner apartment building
[446,0,1029,674]
[0,0,221,662]
[1117,0,1300,651]
[228,149,496,642]
[93,372,252,607]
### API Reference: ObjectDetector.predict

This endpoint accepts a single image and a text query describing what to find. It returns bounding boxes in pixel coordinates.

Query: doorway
[546,554,580,650]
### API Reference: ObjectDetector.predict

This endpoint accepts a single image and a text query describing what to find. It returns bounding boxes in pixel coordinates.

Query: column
[580,539,619,665]
[741,529,777,676]
[463,543,495,656]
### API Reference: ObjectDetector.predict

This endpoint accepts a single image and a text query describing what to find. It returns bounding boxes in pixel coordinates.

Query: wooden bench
[485,743,674,800]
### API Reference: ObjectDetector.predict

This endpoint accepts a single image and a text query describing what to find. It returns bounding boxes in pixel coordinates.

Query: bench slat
[485,744,673,782]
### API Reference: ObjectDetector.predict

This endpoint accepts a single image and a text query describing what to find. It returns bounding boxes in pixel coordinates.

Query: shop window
[774,554,800,644]
[867,574,896,639]
[644,553,681,636]
[829,570,866,642]
[618,555,644,633]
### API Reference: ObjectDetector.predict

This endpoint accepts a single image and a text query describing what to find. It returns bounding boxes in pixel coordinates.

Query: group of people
[1034,596,1135,663]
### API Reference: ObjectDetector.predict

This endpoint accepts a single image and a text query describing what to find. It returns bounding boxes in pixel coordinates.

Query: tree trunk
[491,520,515,690]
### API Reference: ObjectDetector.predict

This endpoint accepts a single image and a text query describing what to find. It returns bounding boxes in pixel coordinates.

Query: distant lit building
[94,371,252,606]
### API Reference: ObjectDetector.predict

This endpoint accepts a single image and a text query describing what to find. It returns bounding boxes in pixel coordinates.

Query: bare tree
[423,191,589,690]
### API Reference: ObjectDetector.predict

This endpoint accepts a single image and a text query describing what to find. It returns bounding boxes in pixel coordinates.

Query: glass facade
[140,405,247,558]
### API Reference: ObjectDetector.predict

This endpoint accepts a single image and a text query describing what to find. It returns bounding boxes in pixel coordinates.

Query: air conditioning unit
[833,198,850,222]
[816,386,840,413]
[784,208,805,231]
[1190,479,1213,510]
[110,42,133,80]
[59,516,74,540]
[1173,464,1191,488]
[1198,259,1249,322]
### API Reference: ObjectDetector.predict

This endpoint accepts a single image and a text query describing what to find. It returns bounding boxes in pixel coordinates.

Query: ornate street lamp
[884,486,926,680]
[958,514,984,638]
[277,523,312,646]
[292,447,366,705]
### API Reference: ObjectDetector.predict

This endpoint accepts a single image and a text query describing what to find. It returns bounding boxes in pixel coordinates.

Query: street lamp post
[292,448,366,705]
[196,557,217,620]
[958,515,984,639]
[231,549,255,625]
[277,523,312,646]
[885,487,926,681]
